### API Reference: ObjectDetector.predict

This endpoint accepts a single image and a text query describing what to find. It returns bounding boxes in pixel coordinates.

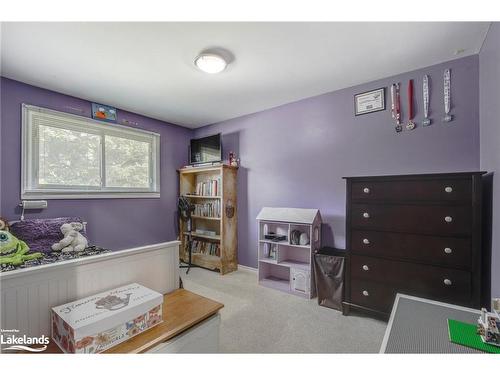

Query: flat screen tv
[189,134,222,165]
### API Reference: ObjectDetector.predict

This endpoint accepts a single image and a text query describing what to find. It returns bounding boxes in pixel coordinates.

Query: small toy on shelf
[477,298,500,347]
[268,244,277,260]
[0,217,10,232]
[228,151,240,167]
[0,230,43,266]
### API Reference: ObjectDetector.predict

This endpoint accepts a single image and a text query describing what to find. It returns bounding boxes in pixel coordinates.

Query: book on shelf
[195,229,217,236]
[185,236,220,257]
[193,201,221,218]
[195,177,221,197]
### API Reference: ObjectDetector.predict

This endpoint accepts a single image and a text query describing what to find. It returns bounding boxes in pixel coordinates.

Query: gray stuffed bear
[51,222,88,253]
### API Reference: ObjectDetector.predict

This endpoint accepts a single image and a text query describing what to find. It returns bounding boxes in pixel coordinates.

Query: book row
[195,177,221,197]
[193,201,221,218]
[185,237,221,257]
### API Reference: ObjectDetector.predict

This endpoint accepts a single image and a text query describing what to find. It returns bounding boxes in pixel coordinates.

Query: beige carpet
[180,267,387,353]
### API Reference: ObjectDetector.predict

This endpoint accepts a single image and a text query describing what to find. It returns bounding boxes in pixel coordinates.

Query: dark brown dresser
[342,172,486,318]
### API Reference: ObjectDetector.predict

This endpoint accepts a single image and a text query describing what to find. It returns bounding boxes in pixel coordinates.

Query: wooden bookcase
[178,165,238,275]
[256,207,322,298]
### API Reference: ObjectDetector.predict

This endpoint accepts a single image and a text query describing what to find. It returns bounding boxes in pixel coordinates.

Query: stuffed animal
[0,230,43,266]
[51,222,88,253]
[0,217,10,232]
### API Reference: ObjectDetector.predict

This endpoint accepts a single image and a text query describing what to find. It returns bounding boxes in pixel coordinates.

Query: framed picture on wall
[354,88,386,116]
[92,103,117,122]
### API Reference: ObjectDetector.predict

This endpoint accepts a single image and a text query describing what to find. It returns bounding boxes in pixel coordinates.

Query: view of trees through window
[37,125,152,190]
[105,135,150,188]
[39,125,101,187]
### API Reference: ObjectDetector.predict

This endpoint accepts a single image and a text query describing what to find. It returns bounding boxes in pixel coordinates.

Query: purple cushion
[10,217,87,254]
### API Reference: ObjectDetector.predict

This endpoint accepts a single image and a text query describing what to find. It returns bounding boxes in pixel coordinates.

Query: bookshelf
[178,164,238,275]
[256,207,322,298]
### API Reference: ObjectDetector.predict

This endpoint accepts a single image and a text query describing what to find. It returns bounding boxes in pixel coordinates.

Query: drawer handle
[362,265,369,271]
[362,290,369,296]
[444,186,453,193]
[444,279,452,286]
[362,238,370,245]
[363,212,370,219]
[363,187,370,194]
[444,247,453,254]
[444,216,453,223]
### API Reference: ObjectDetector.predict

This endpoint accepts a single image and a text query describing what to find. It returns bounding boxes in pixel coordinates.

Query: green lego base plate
[448,319,500,354]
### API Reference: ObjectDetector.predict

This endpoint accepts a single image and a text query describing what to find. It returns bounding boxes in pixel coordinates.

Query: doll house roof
[256,207,321,224]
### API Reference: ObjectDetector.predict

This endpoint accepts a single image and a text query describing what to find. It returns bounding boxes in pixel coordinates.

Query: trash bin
[313,247,345,311]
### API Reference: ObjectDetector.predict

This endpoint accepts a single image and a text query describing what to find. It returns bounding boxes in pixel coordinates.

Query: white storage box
[51,283,163,353]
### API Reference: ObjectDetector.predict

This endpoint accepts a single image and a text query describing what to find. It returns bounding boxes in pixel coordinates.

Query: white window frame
[21,104,161,199]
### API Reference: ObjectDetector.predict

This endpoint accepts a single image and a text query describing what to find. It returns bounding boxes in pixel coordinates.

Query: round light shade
[194,53,227,74]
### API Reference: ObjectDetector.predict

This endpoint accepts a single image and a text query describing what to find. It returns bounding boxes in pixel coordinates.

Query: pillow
[10,217,87,254]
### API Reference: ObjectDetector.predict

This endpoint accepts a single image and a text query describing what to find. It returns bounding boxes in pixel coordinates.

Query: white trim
[379,293,481,353]
[20,192,161,200]
[23,104,161,137]
[21,104,161,200]
[237,264,258,272]
[379,293,401,354]
[393,293,480,313]
[0,240,180,281]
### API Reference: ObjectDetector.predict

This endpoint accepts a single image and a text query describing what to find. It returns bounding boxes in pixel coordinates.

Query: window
[22,104,160,199]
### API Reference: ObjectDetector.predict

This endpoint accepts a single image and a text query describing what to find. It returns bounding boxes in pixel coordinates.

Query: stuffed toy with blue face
[0,230,43,266]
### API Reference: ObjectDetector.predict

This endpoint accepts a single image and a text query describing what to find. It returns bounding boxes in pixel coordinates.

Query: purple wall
[479,23,500,298]
[195,56,480,268]
[0,54,486,274]
[0,77,193,250]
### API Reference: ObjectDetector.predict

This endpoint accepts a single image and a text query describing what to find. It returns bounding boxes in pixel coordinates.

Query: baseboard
[238,264,258,272]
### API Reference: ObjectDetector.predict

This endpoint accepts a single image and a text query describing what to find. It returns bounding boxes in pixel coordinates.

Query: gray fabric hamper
[313,248,345,310]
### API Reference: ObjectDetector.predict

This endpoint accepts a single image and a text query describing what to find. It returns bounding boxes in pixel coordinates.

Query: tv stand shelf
[180,165,226,174]
[256,207,322,298]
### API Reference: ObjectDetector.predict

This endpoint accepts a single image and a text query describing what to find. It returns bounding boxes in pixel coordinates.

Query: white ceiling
[1,22,490,128]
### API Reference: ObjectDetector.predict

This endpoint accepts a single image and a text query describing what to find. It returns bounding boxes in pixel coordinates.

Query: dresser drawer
[350,276,472,314]
[351,230,471,268]
[350,255,471,303]
[351,178,472,202]
[350,279,397,313]
[351,203,472,236]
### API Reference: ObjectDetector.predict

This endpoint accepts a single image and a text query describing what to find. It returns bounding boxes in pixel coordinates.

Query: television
[189,134,222,165]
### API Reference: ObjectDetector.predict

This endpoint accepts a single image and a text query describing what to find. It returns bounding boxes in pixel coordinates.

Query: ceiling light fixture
[194,53,228,74]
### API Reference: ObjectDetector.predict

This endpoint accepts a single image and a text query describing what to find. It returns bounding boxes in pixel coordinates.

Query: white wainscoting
[0,241,180,338]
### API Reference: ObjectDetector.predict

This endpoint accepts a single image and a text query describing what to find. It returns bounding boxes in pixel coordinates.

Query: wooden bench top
[43,288,224,354]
